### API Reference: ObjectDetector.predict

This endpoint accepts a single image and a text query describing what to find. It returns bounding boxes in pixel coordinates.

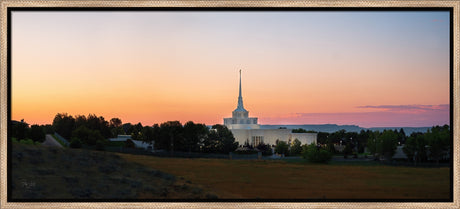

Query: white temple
[223,70,259,129]
[224,70,317,147]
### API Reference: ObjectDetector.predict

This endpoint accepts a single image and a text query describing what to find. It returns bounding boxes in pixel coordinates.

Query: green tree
[71,125,105,146]
[274,141,289,155]
[10,120,29,140]
[109,118,124,136]
[69,138,82,148]
[289,138,302,156]
[366,131,380,160]
[317,132,330,144]
[398,128,406,144]
[403,132,427,165]
[74,115,87,129]
[209,124,238,154]
[292,128,308,133]
[256,142,273,156]
[326,142,336,153]
[425,125,450,164]
[42,124,54,135]
[130,122,144,141]
[378,130,398,161]
[301,143,332,163]
[52,113,75,139]
[183,121,208,153]
[141,126,155,143]
[29,125,45,143]
[158,121,184,153]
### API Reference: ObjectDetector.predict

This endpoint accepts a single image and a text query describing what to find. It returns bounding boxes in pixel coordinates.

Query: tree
[183,121,208,153]
[29,125,45,143]
[343,142,353,158]
[109,118,122,128]
[122,123,133,135]
[274,141,289,155]
[74,115,87,129]
[326,142,336,154]
[366,131,380,160]
[256,142,273,156]
[403,132,427,165]
[398,128,406,144]
[356,130,370,153]
[317,132,330,144]
[158,121,184,152]
[141,126,155,143]
[10,120,29,140]
[301,143,332,163]
[378,130,398,161]
[425,125,450,164]
[42,124,54,135]
[209,124,238,154]
[71,125,105,146]
[289,139,302,156]
[52,113,75,139]
[109,118,124,136]
[292,128,308,133]
[130,122,144,141]
[69,138,82,148]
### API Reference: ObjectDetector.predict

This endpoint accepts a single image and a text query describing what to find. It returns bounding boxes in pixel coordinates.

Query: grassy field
[11,142,451,200]
[118,154,451,199]
[11,143,216,199]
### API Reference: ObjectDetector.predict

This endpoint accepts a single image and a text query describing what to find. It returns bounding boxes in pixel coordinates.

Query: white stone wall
[230,129,317,146]
[226,124,260,130]
[290,133,317,145]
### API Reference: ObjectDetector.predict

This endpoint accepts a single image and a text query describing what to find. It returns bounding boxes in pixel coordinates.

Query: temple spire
[235,69,247,111]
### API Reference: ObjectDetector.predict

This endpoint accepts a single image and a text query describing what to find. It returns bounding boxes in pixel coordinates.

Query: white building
[108,135,154,151]
[224,70,317,147]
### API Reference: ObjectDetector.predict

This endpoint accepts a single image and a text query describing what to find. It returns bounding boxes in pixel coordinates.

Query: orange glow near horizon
[11,11,450,127]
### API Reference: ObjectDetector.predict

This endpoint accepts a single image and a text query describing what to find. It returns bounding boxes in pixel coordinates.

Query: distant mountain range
[259,124,432,136]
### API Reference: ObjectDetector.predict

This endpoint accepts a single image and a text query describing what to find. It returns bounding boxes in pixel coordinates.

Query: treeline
[269,126,450,164]
[9,120,53,143]
[312,125,450,163]
[402,125,450,164]
[11,113,451,163]
[51,113,238,154]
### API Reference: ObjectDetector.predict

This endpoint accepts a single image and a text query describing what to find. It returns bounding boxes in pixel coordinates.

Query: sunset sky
[11,11,450,128]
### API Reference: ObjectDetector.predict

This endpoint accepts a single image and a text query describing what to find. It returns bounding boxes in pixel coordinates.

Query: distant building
[224,70,317,147]
[109,135,154,151]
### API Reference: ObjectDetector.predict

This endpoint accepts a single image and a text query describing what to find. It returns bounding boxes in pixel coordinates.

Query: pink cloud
[356,104,449,114]
[259,104,449,128]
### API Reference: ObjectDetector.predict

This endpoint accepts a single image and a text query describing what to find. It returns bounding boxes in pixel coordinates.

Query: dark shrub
[234,149,257,155]
[69,138,82,148]
[302,143,332,163]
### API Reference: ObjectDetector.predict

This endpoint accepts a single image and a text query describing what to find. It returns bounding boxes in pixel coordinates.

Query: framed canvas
[1,0,459,208]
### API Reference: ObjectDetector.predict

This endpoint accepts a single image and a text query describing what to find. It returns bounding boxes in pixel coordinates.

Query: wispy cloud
[259,104,449,128]
[356,104,449,113]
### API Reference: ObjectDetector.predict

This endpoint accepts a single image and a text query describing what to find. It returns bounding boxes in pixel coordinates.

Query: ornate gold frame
[1,1,459,208]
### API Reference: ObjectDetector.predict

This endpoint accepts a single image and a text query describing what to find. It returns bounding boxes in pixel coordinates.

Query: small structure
[108,135,154,151]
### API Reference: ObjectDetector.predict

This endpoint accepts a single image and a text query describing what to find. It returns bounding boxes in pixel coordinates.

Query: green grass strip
[52,134,67,147]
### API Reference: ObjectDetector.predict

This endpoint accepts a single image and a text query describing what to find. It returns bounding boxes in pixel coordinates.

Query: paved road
[42,134,63,148]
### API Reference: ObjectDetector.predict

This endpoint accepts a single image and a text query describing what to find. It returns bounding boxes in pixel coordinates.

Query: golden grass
[117,154,450,199]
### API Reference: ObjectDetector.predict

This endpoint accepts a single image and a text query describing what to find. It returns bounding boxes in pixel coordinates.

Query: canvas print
[8,10,452,200]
